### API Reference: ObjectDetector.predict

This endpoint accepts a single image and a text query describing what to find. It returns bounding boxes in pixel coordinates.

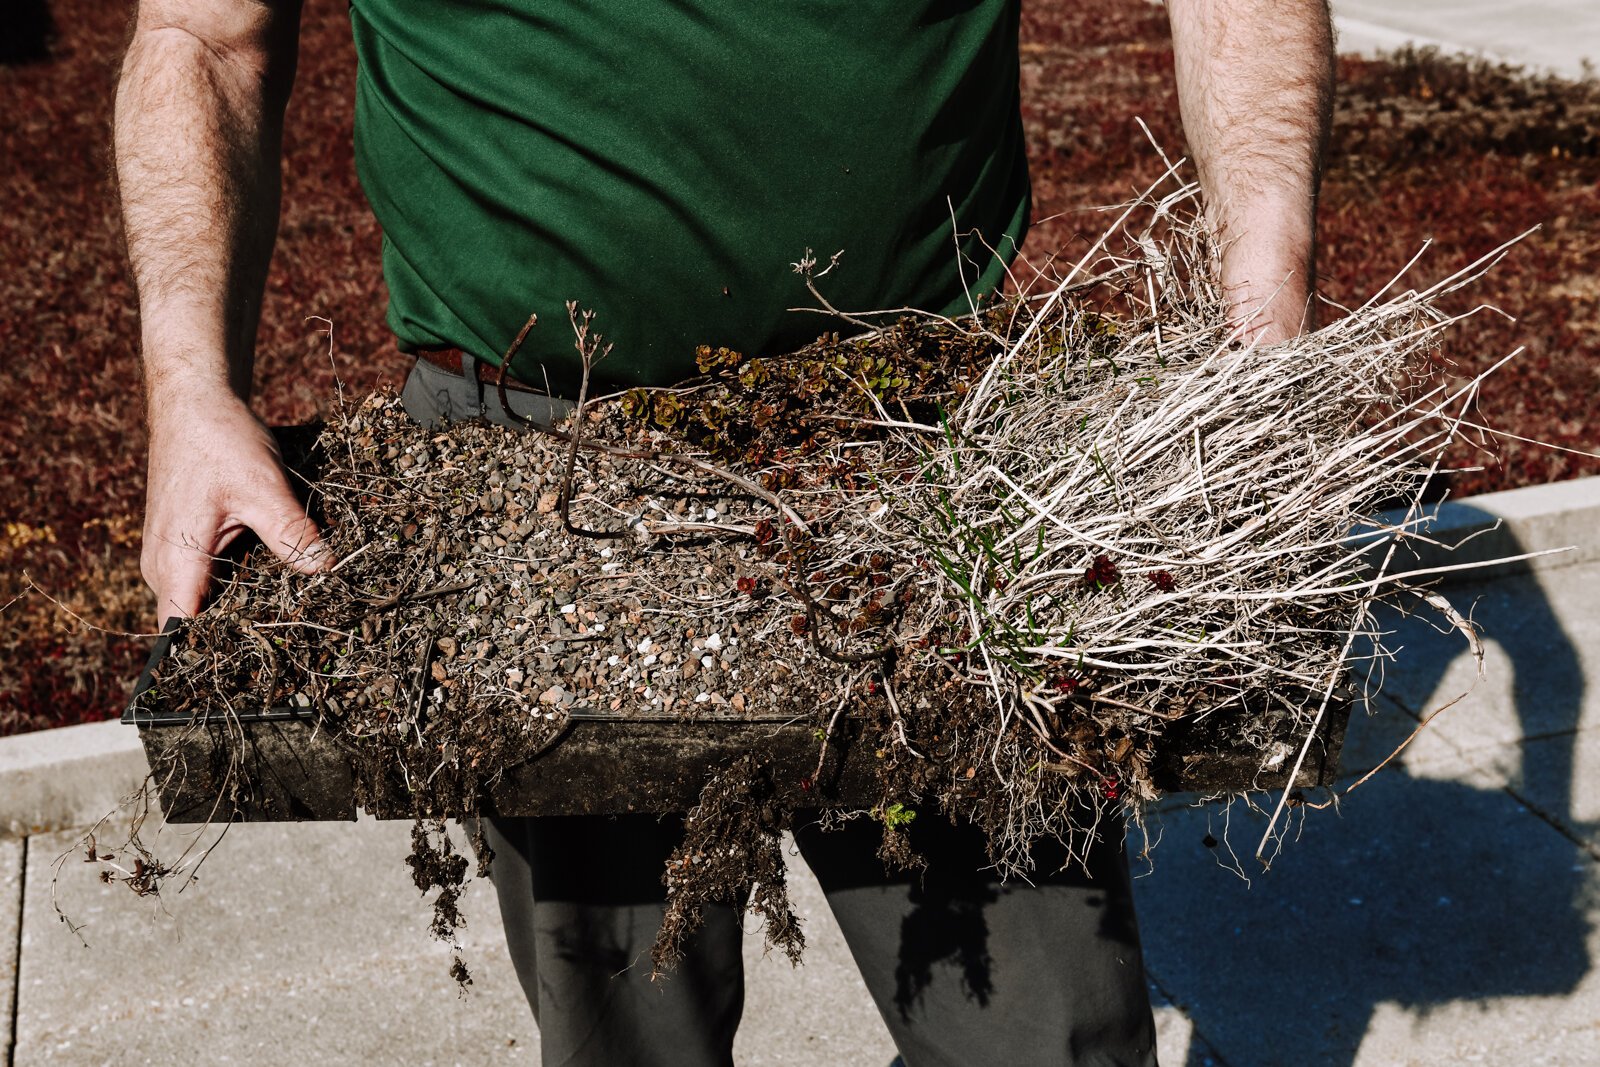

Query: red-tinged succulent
[1081,553,1120,590]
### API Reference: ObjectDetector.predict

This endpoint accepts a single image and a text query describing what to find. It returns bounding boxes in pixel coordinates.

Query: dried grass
[720,169,1531,872]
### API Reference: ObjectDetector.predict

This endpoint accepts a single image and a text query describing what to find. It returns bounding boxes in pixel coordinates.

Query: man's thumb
[242,494,330,575]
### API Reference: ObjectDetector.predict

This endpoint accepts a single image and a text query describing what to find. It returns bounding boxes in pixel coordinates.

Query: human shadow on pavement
[1138,507,1593,1067]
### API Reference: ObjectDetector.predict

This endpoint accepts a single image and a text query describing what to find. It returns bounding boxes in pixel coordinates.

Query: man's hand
[142,389,325,627]
[1166,0,1335,344]
[116,0,310,624]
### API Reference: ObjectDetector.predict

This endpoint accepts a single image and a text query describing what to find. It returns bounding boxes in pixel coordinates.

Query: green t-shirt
[349,0,1030,393]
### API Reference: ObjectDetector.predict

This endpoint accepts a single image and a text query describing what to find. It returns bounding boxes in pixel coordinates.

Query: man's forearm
[1167,0,1334,341]
[119,1,324,625]
[116,2,299,401]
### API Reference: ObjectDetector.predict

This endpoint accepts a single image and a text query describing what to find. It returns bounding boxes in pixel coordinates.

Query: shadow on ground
[1137,509,1594,1066]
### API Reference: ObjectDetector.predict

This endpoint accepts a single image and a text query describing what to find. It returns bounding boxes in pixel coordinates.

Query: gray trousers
[402,356,1158,1067]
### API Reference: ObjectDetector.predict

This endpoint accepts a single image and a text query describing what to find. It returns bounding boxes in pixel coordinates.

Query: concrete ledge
[0,721,149,837]
[1371,475,1600,584]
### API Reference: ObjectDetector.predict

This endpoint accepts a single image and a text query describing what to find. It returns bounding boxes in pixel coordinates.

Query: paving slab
[1148,978,1229,1067]
[16,819,534,1066]
[1363,563,1599,754]
[1454,729,1600,858]
[3,836,21,1066]
[1134,766,1600,1067]
[1328,693,1430,779]
[1368,477,1600,581]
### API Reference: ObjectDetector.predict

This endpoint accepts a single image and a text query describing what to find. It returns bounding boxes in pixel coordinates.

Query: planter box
[122,424,1350,822]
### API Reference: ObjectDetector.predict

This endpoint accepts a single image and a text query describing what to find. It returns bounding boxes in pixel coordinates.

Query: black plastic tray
[121,427,1349,823]
[125,619,1348,823]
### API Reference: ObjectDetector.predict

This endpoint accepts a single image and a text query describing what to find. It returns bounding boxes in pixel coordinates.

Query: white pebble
[642,654,658,667]
[607,655,621,667]
[637,637,655,654]
[701,655,714,669]
[600,547,613,558]
[694,693,711,703]
[560,604,576,615]
[706,633,724,651]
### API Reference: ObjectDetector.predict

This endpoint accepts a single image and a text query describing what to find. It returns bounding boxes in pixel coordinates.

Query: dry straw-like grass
[764,164,1535,870]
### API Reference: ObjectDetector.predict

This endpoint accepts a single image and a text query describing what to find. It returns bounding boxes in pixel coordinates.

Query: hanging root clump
[655,755,802,974]
[108,166,1526,968]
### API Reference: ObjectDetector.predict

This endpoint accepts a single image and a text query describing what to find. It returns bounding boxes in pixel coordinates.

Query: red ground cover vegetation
[2,0,1596,733]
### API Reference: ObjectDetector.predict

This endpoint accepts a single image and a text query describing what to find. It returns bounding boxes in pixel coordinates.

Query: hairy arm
[117,0,325,626]
[1167,0,1335,343]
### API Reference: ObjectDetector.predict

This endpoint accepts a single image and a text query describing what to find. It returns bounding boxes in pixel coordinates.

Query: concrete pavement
[1138,558,1600,1066]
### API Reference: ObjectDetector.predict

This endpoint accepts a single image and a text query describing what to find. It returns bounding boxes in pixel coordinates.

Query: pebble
[180,396,877,745]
